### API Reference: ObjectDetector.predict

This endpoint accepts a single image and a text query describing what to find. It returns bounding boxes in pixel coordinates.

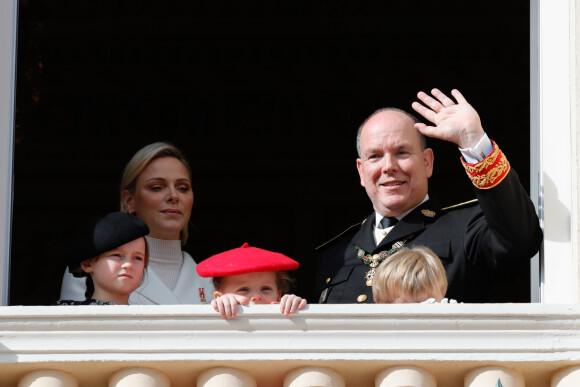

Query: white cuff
[459,133,493,163]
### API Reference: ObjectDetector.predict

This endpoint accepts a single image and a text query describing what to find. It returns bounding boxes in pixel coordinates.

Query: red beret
[196,243,299,277]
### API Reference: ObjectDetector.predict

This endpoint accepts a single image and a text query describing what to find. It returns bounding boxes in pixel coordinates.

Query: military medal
[356,235,414,286]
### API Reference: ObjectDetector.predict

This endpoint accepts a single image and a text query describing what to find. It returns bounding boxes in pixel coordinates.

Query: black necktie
[380,217,398,229]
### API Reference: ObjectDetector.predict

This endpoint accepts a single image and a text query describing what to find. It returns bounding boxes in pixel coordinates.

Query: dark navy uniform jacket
[315,168,543,304]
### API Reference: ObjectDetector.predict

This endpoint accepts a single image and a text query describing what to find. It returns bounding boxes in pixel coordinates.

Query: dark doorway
[11,1,531,305]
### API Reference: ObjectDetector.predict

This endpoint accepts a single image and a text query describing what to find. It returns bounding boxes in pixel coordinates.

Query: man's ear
[121,189,135,214]
[214,291,223,299]
[423,148,434,178]
[81,259,93,274]
[356,158,365,187]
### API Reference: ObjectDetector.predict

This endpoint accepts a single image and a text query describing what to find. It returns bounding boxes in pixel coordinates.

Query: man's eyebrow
[392,141,416,151]
[363,147,382,156]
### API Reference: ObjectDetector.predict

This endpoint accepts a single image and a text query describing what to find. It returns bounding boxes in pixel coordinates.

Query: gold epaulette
[461,140,510,189]
[441,198,478,211]
[316,220,364,250]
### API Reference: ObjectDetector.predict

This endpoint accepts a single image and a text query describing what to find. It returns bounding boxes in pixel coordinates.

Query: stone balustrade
[14,365,580,387]
[1,304,579,386]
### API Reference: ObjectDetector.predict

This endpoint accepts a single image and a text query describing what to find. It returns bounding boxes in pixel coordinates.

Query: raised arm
[413,88,542,264]
[411,88,484,149]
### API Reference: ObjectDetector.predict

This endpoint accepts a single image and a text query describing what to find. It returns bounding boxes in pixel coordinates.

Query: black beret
[68,212,149,277]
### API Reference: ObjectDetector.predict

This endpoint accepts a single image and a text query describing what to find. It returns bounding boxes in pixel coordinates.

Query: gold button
[325,277,331,284]
[357,294,367,302]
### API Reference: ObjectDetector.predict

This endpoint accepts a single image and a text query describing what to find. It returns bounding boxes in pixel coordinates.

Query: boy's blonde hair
[372,246,447,303]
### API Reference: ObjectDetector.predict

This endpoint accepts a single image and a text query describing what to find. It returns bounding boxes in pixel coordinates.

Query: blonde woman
[60,142,213,304]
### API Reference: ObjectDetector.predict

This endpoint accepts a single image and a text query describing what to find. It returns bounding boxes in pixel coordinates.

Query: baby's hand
[211,294,246,320]
[276,294,307,316]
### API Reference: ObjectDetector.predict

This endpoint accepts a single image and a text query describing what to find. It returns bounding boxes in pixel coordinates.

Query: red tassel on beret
[196,243,299,277]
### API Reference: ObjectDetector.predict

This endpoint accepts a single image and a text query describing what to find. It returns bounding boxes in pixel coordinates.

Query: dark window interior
[11,1,531,305]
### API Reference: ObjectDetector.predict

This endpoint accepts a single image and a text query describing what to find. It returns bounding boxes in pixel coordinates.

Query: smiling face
[122,157,194,240]
[81,237,147,305]
[214,271,281,305]
[356,111,434,217]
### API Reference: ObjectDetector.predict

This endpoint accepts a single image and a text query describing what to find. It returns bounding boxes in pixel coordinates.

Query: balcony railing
[1,304,580,386]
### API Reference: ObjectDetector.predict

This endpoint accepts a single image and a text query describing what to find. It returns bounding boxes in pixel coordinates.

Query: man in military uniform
[315,88,543,303]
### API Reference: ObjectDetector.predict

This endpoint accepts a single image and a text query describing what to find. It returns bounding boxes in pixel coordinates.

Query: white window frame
[531,0,580,303]
[0,1,576,305]
[0,0,17,306]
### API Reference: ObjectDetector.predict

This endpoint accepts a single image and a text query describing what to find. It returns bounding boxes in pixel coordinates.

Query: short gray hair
[356,107,425,158]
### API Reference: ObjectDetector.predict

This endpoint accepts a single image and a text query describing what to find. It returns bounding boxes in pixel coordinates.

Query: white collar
[375,194,430,227]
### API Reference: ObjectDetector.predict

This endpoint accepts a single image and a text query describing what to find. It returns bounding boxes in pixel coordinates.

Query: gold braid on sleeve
[461,140,510,189]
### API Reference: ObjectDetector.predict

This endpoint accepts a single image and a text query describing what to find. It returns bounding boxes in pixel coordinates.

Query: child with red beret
[196,243,307,319]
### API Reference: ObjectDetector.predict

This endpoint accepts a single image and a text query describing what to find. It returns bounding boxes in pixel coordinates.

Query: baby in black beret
[57,212,149,305]
[196,243,307,319]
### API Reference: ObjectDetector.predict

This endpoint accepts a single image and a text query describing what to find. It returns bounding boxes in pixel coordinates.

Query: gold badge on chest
[421,209,436,217]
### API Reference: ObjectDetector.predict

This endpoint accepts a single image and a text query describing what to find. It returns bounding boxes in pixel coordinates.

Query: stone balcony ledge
[1,304,579,386]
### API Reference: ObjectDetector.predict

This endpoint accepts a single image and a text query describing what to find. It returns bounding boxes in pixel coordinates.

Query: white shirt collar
[373,194,429,245]
[375,194,430,228]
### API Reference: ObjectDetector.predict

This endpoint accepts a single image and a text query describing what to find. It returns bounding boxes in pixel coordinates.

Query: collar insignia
[421,209,436,217]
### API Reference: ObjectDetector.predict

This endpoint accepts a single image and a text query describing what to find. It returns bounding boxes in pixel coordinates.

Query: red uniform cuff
[461,140,510,189]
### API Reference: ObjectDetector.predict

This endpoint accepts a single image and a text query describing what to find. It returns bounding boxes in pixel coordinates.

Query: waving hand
[411,88,485,149]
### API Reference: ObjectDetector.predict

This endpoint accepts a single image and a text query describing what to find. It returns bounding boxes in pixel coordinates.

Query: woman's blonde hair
[120,142,193,245]
[372,246,447,303]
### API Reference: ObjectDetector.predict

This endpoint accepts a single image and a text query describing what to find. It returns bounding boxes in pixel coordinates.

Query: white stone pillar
[18,370,78,387]
[465,366,524,387]
[551,366,580,386]
[197,367,257,387]
[375,366,436,387]
[109,367,170,387]
[283,366,345,387]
